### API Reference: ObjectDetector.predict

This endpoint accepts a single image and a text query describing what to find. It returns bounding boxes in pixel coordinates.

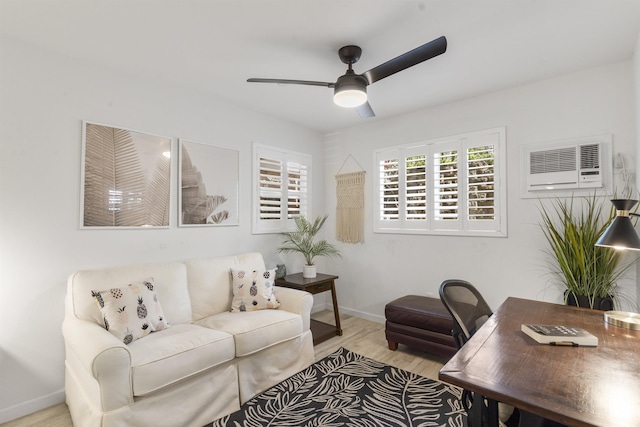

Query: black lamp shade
[595,199,640,251]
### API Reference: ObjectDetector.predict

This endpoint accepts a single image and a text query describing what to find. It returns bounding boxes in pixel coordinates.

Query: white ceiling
[2,0,640,134]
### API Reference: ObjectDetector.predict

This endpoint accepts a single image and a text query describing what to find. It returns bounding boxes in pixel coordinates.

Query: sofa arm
[62,318,133,411]
[274,286,313,332]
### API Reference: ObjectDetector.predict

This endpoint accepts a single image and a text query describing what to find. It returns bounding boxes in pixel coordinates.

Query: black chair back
[439,279,497,426]
[439,279,493,348]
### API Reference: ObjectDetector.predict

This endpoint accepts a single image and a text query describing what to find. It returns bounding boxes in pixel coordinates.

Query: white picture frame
[179,139,239,227]
[81,121,172,228]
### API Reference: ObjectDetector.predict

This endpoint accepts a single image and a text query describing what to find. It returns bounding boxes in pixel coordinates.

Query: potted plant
[539,193,633,310]
[277,215,341,278]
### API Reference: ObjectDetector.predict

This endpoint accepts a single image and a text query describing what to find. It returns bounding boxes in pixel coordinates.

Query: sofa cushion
[69,262,192,326]
[230,268,280,312]
[185,253,266,321]
[92,278,169,344]
[128,323,235,396]
[195,310,302,357]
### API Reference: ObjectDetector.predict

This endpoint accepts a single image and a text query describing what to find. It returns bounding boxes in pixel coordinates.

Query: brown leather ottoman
[385,295,457,358]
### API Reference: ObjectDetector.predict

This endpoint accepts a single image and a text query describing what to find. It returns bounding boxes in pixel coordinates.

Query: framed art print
[179,139,239,226]
[81,121,172,228]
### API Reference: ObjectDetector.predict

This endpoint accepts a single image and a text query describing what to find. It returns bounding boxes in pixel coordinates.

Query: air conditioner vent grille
[529,147,576,175]
[580,144,600,169]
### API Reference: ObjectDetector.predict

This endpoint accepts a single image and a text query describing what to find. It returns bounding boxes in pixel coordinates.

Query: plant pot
[302,265,316,279]
[565,292,614,311]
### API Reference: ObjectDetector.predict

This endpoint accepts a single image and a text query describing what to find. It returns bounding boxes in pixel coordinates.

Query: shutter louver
[405,155,427,220]
[259,157,283,221]
[467,145,495,221]
[287,161,308,219]
[434,150,458,220]
[379,158,399,220]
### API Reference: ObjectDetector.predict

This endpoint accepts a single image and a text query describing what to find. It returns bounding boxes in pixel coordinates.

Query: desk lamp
[596,199,640,330]
[595,199,640,250]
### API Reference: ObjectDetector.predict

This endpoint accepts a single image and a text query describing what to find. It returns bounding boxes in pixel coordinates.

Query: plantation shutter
[286,155,309,219]
[464,132,500,232]
[432,140,460,231]
[376,147,429,232]
[376,149,400,230]
[374,127,506,236]
[253,144,311,234]
[258,155,283,222]
[405,152,427,221]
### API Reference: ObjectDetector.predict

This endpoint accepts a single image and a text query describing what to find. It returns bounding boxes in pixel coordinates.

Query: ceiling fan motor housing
[334,71,368,107]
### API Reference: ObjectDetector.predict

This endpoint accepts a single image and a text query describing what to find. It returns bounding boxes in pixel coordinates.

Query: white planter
[302,265,317,278]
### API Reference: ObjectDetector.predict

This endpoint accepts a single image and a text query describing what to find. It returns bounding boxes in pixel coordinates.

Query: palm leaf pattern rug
[206,347,466,427]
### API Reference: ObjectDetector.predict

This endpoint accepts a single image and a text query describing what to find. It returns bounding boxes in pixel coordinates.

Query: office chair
[438,279,493,348]
[439,279,498,427]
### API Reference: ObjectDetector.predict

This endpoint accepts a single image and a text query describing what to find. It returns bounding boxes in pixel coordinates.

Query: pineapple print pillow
[230,268,280,312]
[91,278,169,344]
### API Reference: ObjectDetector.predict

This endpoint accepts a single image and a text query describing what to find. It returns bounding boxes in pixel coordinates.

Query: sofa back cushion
[67,262,192,326]
[186,253,266,321]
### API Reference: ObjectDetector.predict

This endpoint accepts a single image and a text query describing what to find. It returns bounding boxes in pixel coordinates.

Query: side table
[275,273,342,345]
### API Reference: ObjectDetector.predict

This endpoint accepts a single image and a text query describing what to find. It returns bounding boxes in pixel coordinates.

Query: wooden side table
[275,273,342,345]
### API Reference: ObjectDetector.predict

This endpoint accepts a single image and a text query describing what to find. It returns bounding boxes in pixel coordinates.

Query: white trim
[178,139,240,227]
[80,120,173,229]
[0,389,65,424]
[251,143,312,234]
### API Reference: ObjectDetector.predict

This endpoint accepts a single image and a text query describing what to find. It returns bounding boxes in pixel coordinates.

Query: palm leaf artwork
[180,145,230,225]
[145,154,171,227]
[83,123,170,227]
[539,194,634,308]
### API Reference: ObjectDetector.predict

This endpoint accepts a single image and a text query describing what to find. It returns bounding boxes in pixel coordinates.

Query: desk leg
[487,399,499,427]
[471,393,499,427]
[330,281,342,336]
[472,393,483,427]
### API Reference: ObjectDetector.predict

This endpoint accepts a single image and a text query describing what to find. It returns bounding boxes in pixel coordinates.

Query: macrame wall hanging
[335,155,365,244]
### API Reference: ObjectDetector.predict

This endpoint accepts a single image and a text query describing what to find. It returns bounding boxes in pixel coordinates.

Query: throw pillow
[230,268,280,312]
[91,278,169,344]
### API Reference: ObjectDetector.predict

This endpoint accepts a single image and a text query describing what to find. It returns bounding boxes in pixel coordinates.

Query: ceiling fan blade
[355,101,375,118]
[363,36,447,85]
[247,78,334,88]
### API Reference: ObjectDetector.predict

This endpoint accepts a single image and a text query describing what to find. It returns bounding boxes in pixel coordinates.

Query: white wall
[0,36,324,422]
[324,61,638,322]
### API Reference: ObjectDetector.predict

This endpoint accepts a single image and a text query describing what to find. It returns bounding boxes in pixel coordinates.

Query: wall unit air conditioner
[523,135,612,194]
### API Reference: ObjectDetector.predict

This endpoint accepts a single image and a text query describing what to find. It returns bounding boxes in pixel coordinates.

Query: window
[375,127,506,236]
[252,144,311,234]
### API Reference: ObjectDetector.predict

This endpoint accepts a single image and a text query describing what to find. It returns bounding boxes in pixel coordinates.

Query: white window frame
[374,127,507,237]
[252,143,312,234]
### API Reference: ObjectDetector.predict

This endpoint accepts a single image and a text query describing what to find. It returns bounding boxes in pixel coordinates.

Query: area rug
[206,347,466,427]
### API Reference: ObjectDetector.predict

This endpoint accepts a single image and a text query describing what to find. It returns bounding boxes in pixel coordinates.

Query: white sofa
[62,252,315,427]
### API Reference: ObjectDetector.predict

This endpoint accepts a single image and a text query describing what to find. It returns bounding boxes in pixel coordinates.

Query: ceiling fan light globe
[334,89,367,108]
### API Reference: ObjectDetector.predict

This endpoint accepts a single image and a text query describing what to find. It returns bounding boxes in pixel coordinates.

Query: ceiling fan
[247,36,447,118]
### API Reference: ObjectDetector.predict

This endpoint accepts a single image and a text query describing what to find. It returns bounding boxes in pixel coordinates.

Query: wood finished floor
[1,311,448,427]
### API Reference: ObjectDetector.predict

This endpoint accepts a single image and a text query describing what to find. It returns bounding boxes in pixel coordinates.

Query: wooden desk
[276,273,342,345]
[439,297,640,427]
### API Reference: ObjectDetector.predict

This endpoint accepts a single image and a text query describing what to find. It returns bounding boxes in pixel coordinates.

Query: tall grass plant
[539,194,632,309]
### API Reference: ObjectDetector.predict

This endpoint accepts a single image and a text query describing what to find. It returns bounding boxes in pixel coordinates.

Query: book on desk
[521,324,598,346]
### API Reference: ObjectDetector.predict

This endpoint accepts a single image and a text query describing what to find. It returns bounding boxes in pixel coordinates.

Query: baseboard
[0,389,65,424]
[312,303,385,324]
[339,306,385,324]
